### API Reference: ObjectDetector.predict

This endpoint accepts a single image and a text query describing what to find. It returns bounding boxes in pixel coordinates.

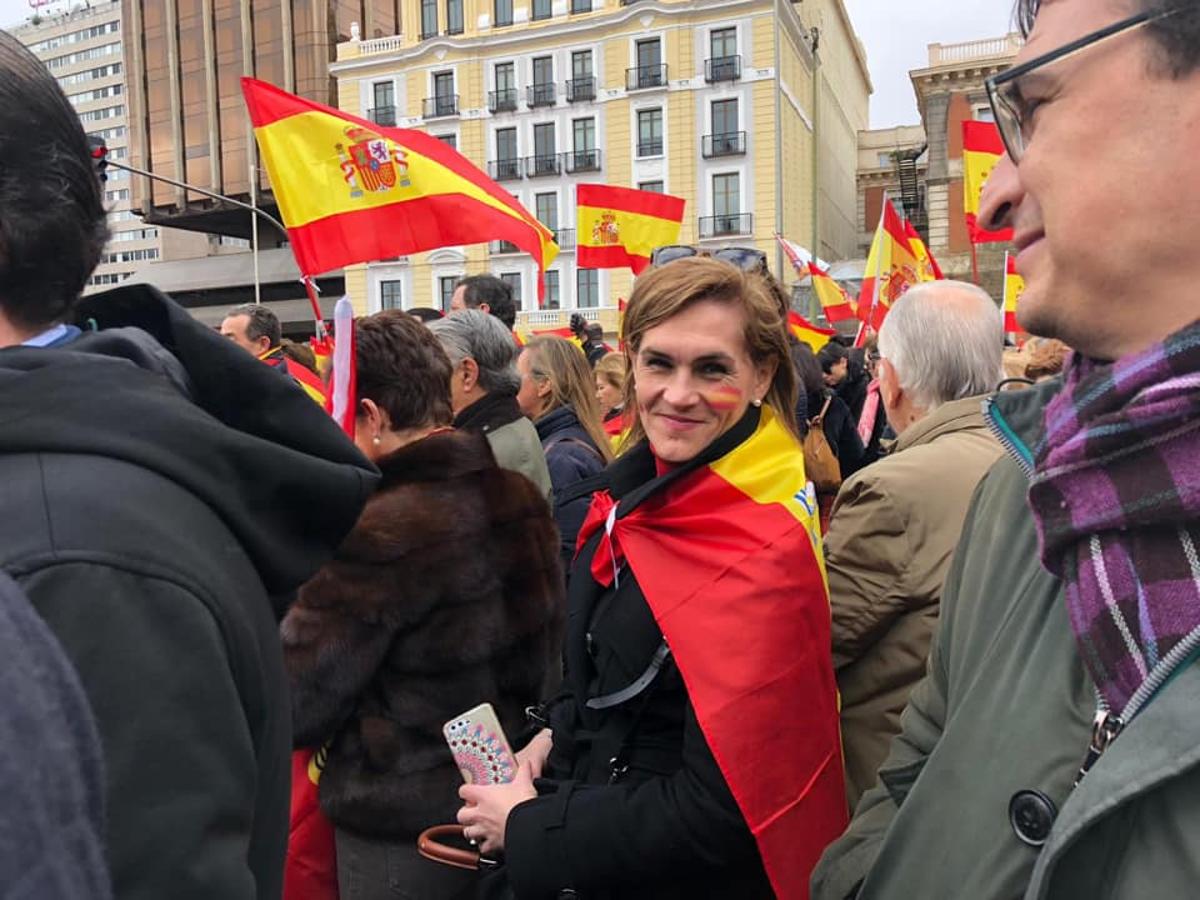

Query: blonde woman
[517,336,614,567]
[594,351,628,438]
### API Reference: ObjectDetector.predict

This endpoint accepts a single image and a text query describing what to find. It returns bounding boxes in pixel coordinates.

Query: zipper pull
[1074,708,1124,786]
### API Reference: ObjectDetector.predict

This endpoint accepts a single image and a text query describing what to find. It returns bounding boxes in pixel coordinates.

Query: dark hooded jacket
[0,285,377,900]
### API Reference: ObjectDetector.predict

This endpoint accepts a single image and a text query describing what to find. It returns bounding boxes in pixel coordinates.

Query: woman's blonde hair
[523,336,615,462]
[593,352,626,392]
[620,257,800,448]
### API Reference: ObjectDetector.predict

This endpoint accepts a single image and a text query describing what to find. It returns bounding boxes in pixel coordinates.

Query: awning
[188,296,338,328]
[126,247,313,293]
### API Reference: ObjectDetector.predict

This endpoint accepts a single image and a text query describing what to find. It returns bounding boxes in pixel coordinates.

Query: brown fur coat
[281,428,564,838]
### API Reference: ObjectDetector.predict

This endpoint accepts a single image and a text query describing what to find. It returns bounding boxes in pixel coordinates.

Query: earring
[372,435,382,446]
[752,398,763,408]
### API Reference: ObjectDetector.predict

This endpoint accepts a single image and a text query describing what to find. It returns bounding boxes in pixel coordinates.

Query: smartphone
[443,702,518,786]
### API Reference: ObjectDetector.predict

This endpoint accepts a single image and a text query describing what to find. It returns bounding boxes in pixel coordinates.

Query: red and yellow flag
[1004,252,1024,335]
[576,184,685,275]
[963,120,1014,244]
[858,199,921,330]
[788,310,837,351]
[903,219,943,281]
[806,262,856,324]
[241,78,557,299]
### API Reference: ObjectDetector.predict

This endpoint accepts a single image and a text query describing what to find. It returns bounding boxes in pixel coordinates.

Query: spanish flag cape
[576,405,847,898]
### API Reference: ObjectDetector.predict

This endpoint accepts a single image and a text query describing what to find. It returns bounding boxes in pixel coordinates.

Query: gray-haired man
[823,280,1003,810]
[428,310,553,501]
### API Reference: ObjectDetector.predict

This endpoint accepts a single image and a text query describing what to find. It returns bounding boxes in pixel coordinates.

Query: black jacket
[808,389,866,480]
[836,358,870,422]
[283,429,564,838]
[503,422,773,900]
[535,405,606,567]
[0,285,377,900]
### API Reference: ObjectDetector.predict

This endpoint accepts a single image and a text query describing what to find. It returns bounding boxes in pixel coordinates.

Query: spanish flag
[1004,252,1024,335]
[241,78,558,300]
[789,310,837,351]
[858,199,921,329]
[576,406,846,899]
[286,359,328,407]
[576,184,685,275]
[806,262,857,324]
[962,120,1014,244]
[904,219,943,281]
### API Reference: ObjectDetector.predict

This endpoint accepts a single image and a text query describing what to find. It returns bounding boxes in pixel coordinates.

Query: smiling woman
[455,257,845,899]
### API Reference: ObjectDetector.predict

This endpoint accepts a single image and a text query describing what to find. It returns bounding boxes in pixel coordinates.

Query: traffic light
[87,135,108,183]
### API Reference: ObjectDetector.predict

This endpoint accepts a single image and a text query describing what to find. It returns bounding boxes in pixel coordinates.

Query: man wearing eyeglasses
[813,2,1200,898]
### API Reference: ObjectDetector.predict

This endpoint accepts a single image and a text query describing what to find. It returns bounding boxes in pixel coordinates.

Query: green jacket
[813,379,1200,900]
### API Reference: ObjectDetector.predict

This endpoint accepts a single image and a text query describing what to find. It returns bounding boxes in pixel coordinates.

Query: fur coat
[281,428,565,839]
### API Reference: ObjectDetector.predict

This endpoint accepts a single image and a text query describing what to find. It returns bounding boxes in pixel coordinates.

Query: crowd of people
[3,0,1200,897]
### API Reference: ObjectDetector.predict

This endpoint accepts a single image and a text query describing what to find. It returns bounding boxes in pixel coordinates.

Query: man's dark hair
[407,306,445,323]
[816,340,849,374]
[791,339,827,398]
[226,303,282,349]
[456,274,516,329]
[355,310,453,430]
[1016,0,1200,77]
[0,30,108,330]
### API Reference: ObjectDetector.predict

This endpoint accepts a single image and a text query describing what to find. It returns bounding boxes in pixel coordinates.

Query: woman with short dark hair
[281,311,564,900]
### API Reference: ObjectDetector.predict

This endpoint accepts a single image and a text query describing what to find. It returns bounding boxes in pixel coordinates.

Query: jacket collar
[374,428,495,488]
[893,395,991,454]
[982,377,1064,477]
[534,404,581,442]
[453,390,522,435]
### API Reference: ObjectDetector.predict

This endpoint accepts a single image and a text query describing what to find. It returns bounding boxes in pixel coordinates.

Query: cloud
[843,0,1016,128]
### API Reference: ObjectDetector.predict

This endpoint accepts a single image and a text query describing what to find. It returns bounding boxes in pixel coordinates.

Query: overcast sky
[844,0,1016,127]
[1,0,1016,128]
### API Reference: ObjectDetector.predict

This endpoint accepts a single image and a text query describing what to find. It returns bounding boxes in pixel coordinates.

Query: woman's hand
[457,761,538,855]
[516,728,553,779]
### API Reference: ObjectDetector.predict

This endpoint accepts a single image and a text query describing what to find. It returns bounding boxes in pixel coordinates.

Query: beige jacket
[825,395,1002,810]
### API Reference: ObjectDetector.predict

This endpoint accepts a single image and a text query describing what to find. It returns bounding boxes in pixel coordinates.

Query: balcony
[699,213,753,238]
[367,106,396,127]
[525,153,562,177]
[626,63,667,91]
[490,239,522,254]
[552,228,576,250]
[487,158,523,181]
[636,139,663,157]
[565,148,602,173]
[527,83,557,107]
[566,76,596,103]
[488,89,518,113]
[423,94,459,118]
[705,55,742,83]
[702,131,746,158]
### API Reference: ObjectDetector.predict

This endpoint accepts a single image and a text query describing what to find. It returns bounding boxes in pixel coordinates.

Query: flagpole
[970,238,981,286]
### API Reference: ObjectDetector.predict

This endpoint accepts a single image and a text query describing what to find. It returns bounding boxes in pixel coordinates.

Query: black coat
[282,429,565,838]
[535,405,606,567]
[0,285,377,900]
[835,359,870,422]
[502,431,773,900]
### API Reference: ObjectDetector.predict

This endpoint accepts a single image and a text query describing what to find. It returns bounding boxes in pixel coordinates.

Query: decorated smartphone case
[443,702,518,785]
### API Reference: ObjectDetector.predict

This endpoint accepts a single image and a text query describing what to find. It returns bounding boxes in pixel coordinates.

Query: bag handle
[417,825,481,871]
[808,393,834,429]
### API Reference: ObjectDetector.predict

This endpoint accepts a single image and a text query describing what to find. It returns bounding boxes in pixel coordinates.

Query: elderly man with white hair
[427,309,553,501]
[824,280,1004,810]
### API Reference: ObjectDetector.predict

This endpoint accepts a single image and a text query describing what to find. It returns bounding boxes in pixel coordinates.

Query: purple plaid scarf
[1029,320,1200,717]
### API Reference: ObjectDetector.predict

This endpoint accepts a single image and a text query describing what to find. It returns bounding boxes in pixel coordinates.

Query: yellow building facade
[330,0,868,326]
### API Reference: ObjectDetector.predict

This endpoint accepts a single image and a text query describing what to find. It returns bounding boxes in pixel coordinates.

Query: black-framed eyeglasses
[649,245,768,272]
[986,6,1182,163]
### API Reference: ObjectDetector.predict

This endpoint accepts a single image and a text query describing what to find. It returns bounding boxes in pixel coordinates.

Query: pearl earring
[372,435,382,446]
[752,398,763,408]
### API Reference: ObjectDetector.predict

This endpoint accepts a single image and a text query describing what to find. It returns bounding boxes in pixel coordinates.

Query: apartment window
[439,276,460,311]
[496,127,518,160]
[712,98,738,138]
[437,134,458,149]
[545,270,561,309]
[532,123,557,175]
[380,280,403,310]
[533,56,553,86]
[532,0,552,20]
[974,106,996,123]
[535,192,558,230]
[500,272,523,309]
[371,82,396,125]
[710,27,736,59]
[570,0,591,12]
[713,172,740,217]
[431,71,456,116]
[571,50,593,80]
[495,0,513,26]
[421,0,438,37]
[577,268,600,308]
[572,118,595,153]
[637,108,663,157]
[636,37,661,69]
[496,61,515,92]
[638,180,664,193]
[446,0,464,32]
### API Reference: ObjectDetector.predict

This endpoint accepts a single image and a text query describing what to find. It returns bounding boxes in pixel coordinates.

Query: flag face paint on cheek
[704,384,743,412]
